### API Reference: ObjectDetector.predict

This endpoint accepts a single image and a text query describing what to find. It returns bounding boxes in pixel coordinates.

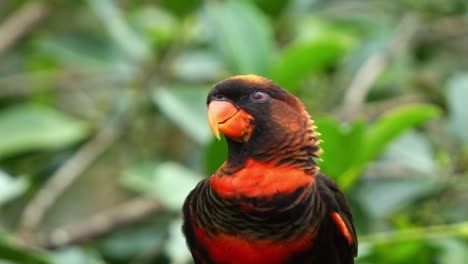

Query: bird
[182,75,357,264]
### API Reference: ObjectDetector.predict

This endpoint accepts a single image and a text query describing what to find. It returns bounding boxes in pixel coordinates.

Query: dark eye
[250,91,269,103]
[213,94,226,100]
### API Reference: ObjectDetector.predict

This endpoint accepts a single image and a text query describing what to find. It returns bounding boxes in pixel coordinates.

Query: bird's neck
[223,118,322,176]
[211,115,322,200]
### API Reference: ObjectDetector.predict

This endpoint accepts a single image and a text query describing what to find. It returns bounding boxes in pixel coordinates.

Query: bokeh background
[1,0,468,263]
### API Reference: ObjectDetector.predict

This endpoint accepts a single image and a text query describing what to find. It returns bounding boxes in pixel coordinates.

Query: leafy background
[0,0,467,263]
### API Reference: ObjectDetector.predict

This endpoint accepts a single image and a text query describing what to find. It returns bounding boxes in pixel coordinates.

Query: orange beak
[207,100,239,140]
[207,100,255,142]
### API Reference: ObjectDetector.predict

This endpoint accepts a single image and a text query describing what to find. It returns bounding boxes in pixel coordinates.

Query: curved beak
[207,101,238,140]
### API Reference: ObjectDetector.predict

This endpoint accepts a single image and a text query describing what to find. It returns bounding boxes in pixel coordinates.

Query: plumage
[183,75,357,264]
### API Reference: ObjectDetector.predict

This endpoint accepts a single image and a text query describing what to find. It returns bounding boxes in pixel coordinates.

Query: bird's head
[207,75,321,173]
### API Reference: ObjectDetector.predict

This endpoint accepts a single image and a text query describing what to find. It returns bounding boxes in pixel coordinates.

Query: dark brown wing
[182,180,213,264]
[285,171,357,264]
[316,171,358,262]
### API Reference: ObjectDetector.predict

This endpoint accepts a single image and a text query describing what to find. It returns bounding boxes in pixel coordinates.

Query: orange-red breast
[183,75,357,264]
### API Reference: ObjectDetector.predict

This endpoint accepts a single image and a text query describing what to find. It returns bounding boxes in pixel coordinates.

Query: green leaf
[33,34,129,71]
[338,104,441,190]
[360,104,441,164]
[204,0,275,75]
[361,240,437,264]
[153,86,211,145]
[130,6,179,47]
[315,117,366,181]
[99,224,165,261]
[161,0,202,17]
[447,74,468,145]
[119,162,157,194]
[316,104,440,191]
[87,0,151,62]
[435,238,468,264]
[253,0,289,17]
[382,130,436,175]
[203,136,228,176]
[355,178,440,218]
[0,234,54,264]
[0,104,89,160]
[0,170,28,206]
[121,162,200,211]
[150,162,201,210]
[172,51,226,82]
[165,218,192,264]
[52,247,103,264]
[271,33,353,92]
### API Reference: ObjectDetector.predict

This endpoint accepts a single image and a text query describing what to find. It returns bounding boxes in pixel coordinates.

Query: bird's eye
[250,91,269,103]
[213,94,226,100]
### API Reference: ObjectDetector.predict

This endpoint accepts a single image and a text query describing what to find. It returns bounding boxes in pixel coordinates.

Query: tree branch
[18,125,122,238]
[341,14,421,121]
[0,2,49,56]
[359,221,468,245]
[39,196,162,249]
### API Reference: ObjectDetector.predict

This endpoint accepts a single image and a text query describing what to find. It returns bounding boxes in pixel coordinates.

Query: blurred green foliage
[0,0,467,263]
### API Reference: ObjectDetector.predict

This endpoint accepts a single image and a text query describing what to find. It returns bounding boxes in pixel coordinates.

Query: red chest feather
[194,227,313,264]
[209,158,314,199]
